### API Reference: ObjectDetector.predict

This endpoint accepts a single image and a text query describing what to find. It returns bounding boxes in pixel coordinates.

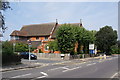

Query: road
[2,56,119,79]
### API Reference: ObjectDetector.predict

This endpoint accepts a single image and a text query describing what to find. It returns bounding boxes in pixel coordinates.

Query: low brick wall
[33,53,70,60]
[33,53,97,60]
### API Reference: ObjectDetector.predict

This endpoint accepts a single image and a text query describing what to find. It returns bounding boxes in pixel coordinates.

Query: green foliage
[2,41,13,55]
[110,44,120,54]
[15,42,35,52]
[56,24,76,54]
[48,40,59,52]
[2,41,21,64]
[56,24,96,54]
[95,26,117,55]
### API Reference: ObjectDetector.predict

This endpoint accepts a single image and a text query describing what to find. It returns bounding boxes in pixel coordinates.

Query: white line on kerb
[11,73,31,78]
[111,73,118,78]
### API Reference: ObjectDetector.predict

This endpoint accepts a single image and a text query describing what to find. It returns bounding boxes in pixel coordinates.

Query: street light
[27,39,31,61]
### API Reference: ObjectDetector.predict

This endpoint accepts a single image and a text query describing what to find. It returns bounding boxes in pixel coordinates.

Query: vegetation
[48,40,59,53]
[110,44,120,54]
[2,41,21,65]
[15,42,35,52]
[56,24,96,54]
[56,24,76,54]
[95,26,117,55]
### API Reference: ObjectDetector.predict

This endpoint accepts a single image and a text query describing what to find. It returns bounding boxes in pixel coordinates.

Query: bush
[2,54,21,65]
[2,41,21,65]
[110,45,120,54]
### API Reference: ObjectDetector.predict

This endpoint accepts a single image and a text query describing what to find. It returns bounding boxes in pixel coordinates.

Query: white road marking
[40,72,48,76]
[11,73,31,78]
[37,76,46,78]
[62,67,69,70]
[36,72,48,79]
[111,72,118,78]
[48,66,69,71]
[62,67,80,72]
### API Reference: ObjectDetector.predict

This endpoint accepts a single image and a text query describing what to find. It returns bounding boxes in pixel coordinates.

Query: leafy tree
[15,42,35,52]
[110,44,120,54]
[48,40,59,53]
[56,24,76,54]
[95,26,117,55]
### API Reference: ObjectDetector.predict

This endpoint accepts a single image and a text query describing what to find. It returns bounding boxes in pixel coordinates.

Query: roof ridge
[22,22,56,27]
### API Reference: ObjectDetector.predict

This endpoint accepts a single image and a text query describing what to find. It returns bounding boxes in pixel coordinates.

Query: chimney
[80,19,83,27]
[56,19,58,25]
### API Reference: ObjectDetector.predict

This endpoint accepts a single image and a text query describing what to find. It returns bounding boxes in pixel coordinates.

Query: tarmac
[1,56,111,72]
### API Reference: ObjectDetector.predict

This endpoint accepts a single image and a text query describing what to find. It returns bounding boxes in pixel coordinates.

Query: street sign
[89,44,94,50]
[89,50,95,54]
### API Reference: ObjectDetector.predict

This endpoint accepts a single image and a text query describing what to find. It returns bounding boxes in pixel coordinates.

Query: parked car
[20,52,37,60]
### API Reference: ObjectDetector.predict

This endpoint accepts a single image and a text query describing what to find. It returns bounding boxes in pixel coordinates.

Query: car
[20,52,37,60]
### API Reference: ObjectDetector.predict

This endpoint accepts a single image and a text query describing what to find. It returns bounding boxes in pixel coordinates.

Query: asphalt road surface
[2,56,119,79]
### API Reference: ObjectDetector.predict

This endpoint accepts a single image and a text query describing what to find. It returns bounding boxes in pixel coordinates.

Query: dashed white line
[11,73,31,78]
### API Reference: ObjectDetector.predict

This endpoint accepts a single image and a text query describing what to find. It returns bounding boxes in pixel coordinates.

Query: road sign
[89,50,95,54]
[89,44,94,50]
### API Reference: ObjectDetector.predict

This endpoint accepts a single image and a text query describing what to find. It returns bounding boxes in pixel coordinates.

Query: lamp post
[27,40,31,61]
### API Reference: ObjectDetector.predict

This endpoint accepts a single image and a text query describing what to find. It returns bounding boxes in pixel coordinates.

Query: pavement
[1,55,111,72]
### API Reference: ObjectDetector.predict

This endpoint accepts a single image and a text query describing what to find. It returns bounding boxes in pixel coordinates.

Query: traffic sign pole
[27,40,31,62]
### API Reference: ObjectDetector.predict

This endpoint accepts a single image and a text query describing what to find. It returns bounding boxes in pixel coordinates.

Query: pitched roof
[10,22,82,38]
[20,22,56,36]
[10,30,27,36]
[10,22,56,37]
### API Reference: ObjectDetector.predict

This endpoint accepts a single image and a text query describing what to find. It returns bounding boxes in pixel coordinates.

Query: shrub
[2,41,21,65]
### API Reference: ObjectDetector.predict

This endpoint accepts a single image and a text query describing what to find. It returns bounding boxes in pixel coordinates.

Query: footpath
[1,56,111,72]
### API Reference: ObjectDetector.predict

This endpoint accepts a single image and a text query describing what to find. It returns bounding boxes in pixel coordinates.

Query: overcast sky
[2,2,118,41]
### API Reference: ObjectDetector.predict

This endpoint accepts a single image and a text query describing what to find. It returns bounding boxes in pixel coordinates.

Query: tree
[15,42,35,52]
[48,40,59,53]
[95,26,117,55]
[0,0,11,33]
[56,24,76,54]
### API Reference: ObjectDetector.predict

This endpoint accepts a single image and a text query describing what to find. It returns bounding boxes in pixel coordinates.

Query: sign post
[27,40,31,61]
[89,44,95,57]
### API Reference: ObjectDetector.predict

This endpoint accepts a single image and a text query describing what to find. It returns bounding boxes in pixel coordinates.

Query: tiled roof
[10,22,56,37]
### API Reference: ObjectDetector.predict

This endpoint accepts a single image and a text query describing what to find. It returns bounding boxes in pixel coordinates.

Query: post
[29,44,31,61]
[13,43,16,53]
[27,40,31,62]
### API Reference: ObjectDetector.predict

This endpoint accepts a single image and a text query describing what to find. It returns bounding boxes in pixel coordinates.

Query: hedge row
[2,54,21,65]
